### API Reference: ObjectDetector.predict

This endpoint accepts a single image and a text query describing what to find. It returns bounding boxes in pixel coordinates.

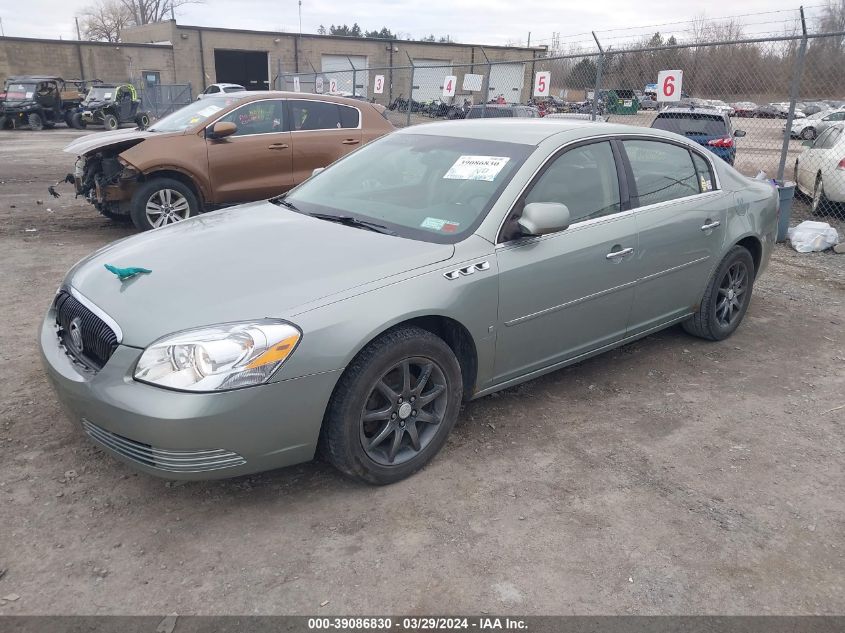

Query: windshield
[148,96,243,132]
[805,110,830,120]
[282,133,533,243]
[652,113,728,137]
[85,87,116,101]
[3,82,37,100]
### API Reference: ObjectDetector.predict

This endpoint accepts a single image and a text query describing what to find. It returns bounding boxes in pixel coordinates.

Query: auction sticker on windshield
[444,156,510,182]
[421,217,460,233]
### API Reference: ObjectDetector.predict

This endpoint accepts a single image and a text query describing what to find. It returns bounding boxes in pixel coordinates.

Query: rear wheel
[800,127,816,140]
[683,246,755,341]
[71,113,87,129]
[0,115,8,130]
[27,112,43,131]
[320,326,463,485]
[129,178,198,231]
[134,112,151,129]
[103,113,119,130]
[812,176,832,216]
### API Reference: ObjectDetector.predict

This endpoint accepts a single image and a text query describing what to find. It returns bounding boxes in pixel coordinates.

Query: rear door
[494,140,639,383]
[205,98,293,203]
[621,139,730,335]
[287,99,363,185]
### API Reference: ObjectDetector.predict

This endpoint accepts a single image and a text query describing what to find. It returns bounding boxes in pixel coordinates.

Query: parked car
[41,119,778,484]
[794,122,845,215]
[801,101,827,116]
[73,83,151,130]
[784,108,832,140]
[543,113,607,122]
[805,108,845,139]
[638,96,658,111]
[651,106,746,165]
[465,104,540,118]
[197,83,246,100]
[731,102,757,118]
[706,99,735,117]
[64,92,394,230]
[0,76,84,130]
[752,103,789,119]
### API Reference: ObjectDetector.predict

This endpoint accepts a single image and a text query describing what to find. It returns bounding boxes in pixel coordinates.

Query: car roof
[212,83,245,88]
[659,106,725,116]
[202,90,373,106]
[7,75,64,82]
[395,118,704,146]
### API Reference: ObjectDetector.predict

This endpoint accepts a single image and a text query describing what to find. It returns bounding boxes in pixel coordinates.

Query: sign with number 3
[533,71,550,97]
[657,70,683,102]
[374,75,385,94]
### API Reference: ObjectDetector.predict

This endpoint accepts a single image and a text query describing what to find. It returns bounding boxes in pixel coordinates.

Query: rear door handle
[701,220,721,231]
[341,139,361,145]
[268,143,289,150]
[606,247,634,260]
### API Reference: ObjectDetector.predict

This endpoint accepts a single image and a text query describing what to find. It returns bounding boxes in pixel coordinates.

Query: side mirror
[311,167,325,177]
[734,129,746,137]
[802,139,814,147]
[518,202,571,236]
[208,121,237,139]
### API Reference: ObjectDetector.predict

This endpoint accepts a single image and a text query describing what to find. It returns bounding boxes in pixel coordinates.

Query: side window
[206,85,219,94]
[623,140,699,206]
[819,127,842,149]
[691,152,715,193]
[813,128,834,148]
[524,141,621,224]
[217,100,284,136]
[290,100,341,130]
[831,112,845,121]
[338,105,360,128]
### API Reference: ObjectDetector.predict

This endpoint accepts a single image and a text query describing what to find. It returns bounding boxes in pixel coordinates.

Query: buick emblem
[68,317,84,354]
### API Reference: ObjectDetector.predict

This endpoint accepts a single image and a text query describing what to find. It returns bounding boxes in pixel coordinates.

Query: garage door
[412,59,453,102]
[321,55,369,98]
[487,63,525,103]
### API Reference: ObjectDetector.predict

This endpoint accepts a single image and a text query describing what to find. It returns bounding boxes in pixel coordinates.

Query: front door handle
[341,139,361,145]
[268,143,289,150]
[701,220,721,231]
[606,247,634,261]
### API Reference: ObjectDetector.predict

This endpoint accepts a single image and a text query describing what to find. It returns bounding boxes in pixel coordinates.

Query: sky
[0,0,831,47]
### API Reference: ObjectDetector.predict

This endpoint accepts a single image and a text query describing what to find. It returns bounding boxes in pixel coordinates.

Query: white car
[794,122,845,214]
[707,99,735,117]
[787,109,832,139]
[197,83,246,100]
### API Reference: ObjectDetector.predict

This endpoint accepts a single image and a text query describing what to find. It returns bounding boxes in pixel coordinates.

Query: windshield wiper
[307,212,395,235]
[270,196,302,212]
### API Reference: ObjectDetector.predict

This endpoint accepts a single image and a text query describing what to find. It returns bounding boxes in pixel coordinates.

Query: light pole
[0,16,5,37]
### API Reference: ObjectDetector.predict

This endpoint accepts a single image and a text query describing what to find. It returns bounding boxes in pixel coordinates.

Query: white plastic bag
[787,220,841,253]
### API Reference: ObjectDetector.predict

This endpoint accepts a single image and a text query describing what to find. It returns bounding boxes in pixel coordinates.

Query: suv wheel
[28,112,44,131]
[0,115,8,130]
[320,326,463,485]
[103,113,119,130]
[683,246,755,341]
[71,113,87,129]
[129,178,198,231]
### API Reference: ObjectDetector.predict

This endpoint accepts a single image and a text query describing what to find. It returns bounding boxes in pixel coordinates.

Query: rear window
[466,107,514,119]
[338,105,360,128]
[223,86,244,93]
[652,113,728,137]
[290,100,342,130]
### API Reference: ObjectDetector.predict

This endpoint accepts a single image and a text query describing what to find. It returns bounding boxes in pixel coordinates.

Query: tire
[27,112,44,131]
[811,175,835,216]
[103,113,119,130]
[134,112,151,129]
[129,178,198,231]
[71,112,87,129]
[682,245,755,341]
[0,115,7,130]
[320,326,463,485]
[800,127,815,140]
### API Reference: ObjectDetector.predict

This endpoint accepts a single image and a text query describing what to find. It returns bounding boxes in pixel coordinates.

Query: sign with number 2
[656,70,683,102]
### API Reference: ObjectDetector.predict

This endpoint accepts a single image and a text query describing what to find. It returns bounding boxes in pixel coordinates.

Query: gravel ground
[0,127,843,616]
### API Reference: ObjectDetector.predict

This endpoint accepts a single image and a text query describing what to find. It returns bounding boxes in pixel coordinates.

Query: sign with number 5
[373,75,385,94]
[533,71,550,97]
[656,70,683,102]
[442,75,457,97]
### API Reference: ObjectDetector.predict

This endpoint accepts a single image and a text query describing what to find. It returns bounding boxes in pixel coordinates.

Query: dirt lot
[0,128,843,616]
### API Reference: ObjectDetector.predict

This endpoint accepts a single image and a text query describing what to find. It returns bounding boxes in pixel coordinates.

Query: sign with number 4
[374,75,385,94]
[533,71,550,97]
[657,70,683,102]
[442,75,457,97]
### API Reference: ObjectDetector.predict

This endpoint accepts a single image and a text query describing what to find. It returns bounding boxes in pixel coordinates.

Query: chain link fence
[282,28,845,217]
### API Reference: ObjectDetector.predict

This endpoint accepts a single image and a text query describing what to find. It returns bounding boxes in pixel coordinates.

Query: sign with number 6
[442,75,457,97]
[533,71,550,97]
[656,70,683,102]
[373,75,385,94]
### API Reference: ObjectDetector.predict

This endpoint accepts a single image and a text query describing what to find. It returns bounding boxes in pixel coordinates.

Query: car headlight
[134,320,301,392]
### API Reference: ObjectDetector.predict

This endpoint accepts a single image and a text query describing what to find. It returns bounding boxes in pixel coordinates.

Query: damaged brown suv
[65,92,394,230]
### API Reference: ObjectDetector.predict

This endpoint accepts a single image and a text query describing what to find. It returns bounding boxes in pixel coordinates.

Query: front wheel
[320,326,463,485]
[103,113,119,130]
[683,246,755,341]
[71,112,87,129]
[800,127,815,140]
[129,178,198,230]
[135,112,151,129]
[28,112,43,131]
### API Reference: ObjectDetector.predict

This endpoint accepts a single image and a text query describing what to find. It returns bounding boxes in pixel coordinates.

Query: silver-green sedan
[40,119,779,484]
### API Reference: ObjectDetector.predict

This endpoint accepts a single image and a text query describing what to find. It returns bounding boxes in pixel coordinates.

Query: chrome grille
[82,419,246,473]
[54,290,118,371]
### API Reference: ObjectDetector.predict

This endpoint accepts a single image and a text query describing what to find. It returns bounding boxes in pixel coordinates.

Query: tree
[317,24,326,35]
[567,58,597,89]
[364,27,395,39]
[79,0,133,42]
[119,0,201,25]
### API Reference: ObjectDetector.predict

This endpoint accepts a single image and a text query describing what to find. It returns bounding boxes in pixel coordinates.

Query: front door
[286,99,363,185]
[620,139,730,335]
[205,99,293,203]
[494,140,639,384]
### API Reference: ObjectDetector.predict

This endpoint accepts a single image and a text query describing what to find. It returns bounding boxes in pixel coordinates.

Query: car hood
[65,202,455,347]
[64,128,179,156]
